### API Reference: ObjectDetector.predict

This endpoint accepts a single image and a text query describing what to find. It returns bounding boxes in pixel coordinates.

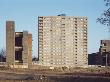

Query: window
[74,18,77,20]
[75,39,77,41]
[80,19,83,21]
[75,27,77,29]
[75,36,77,38]
[84,24,87,27]
[103,49,106,52]
[103,43,106,46]
[62,24,65,25]
[75,21,77,23]
[62,18,65,19]
[75,24,77,26]
[75,33,77,35]
[50,29,52,31]
[85,19,87,20]
[39,20,43,22]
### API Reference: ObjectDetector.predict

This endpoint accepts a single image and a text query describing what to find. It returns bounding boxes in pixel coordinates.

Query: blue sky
[0,0,109,57]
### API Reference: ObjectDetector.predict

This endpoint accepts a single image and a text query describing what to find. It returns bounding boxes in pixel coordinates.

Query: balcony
[39,20,43,22]
[38,17,43,20]
[39,23,43,26]
[15,46,23,51]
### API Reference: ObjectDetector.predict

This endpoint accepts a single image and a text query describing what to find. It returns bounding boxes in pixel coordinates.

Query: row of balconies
[38,17,87,21]
[40,61,84,65]
[40,49,87,53]
[39,23,87,27]
[38,17,87,20]
[39,38,87,43]
[39,40,87,45]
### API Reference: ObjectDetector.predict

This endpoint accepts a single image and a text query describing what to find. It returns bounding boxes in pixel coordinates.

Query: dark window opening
[103,43,106,46]
[103,49,106,52]
[15,37,23,46]
[15,51,23,63]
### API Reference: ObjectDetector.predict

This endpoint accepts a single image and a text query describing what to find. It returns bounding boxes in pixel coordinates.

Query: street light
[106,52,108,67]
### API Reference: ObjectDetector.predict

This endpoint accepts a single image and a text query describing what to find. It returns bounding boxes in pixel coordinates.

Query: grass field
[0,66,110,82]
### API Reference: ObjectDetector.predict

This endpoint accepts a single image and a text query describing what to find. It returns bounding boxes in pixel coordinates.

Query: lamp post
[106,53,108,67]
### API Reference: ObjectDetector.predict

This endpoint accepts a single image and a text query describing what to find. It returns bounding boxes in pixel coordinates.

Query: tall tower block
[6,21,15,65]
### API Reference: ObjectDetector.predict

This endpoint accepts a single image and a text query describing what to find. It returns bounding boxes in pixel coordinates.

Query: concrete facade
[100,40,110,53]
[28,34,32,67]
[6,21,32,68]
[6,21,15,65]
[99,40,110,66]
[22,31,29,65]
[38,15,88,67]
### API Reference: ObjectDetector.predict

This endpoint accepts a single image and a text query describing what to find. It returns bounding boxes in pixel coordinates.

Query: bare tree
[32,56,38,62]
[97,0,110,27]
[0,48,6,62]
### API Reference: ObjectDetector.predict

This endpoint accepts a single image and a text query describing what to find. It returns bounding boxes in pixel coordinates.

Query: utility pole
[106,53,108,67]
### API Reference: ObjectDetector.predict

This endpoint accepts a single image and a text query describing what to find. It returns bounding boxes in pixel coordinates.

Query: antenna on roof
[58,14,66,16]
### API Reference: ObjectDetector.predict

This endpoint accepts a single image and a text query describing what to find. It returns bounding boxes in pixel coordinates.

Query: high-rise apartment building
[38,15,88,67]
[6,21,32,68]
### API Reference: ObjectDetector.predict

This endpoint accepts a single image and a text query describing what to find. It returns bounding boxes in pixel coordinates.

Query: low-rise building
[6,21,32,68]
